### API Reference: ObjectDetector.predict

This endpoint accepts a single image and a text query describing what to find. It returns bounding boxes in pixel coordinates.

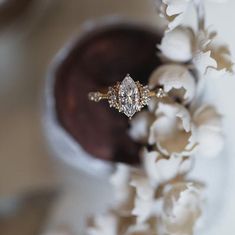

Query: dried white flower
[157,0,229,31]
[158,27,194,62]
[160,182,204,235]
[157,26,233,76]
[142,149,192,186]
[149,64,196,104]
[193,50,216,75]
[207,35,234,75]
[87,212,118,235]
[192,105,224,158]
[148,102,195,156]
[193,29,234,76]
[159,0,190,31]
[131,149,193,224]
[109,156,190,225]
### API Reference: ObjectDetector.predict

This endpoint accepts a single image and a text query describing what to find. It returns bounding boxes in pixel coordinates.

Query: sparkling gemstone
[118,75,140,118]
[108,87,118,109]
[140,85,150,107]
[88,92,101,102]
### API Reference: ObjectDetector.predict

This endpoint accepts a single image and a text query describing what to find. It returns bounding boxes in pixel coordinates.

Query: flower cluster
[87,164,204,235]
[86,1,233,235]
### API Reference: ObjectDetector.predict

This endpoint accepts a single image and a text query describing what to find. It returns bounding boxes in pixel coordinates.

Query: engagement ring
[88,74,167,118]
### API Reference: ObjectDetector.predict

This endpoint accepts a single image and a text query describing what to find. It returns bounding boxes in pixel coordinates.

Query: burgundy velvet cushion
[54,23,161,165]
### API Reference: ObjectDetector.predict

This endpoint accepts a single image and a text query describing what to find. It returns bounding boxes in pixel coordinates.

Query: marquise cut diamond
[118,75,140,118]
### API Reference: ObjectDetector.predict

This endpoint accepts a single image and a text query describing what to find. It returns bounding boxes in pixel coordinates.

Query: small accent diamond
[108,86,119,109]
[156,88,167,98]
[88,92,102,102]
[137,83,150,107]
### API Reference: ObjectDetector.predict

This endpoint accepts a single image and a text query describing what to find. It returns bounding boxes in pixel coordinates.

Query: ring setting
[88,74,166,118]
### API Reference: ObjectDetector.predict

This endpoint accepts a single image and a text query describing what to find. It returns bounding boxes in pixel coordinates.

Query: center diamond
[118,75,140,118]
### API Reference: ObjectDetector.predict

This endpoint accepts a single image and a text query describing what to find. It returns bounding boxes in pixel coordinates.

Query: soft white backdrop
[0,1,234,235]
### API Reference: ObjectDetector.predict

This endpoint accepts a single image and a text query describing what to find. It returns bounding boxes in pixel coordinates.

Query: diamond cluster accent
[108,85,119,109]
[107,75,151,118]
[88,92,102,102]
[137,82,151,108]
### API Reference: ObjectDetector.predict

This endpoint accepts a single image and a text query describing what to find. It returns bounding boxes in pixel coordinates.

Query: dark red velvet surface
[54,23,161,165]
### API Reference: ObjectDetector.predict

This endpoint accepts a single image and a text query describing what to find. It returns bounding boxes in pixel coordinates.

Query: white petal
[163,0,190,16]
[148,102,195,156]
[208,36,234,74]
[206,66,232,79]
[159,2,187,31]
[161,182,204,235]
[128,111,154,144]
[193,28,234,76]
[193,51,217,75]
[142,149,192,186]
[167,11,185,32]
[194,28,215,51]
[158,26,194,62]
[130,172,154,200]
[149,65,196,103]
[130,172,156,223]
[132,196,155,224]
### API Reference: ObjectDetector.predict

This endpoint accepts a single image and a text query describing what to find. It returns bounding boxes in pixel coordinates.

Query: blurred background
[0,1,234,235]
